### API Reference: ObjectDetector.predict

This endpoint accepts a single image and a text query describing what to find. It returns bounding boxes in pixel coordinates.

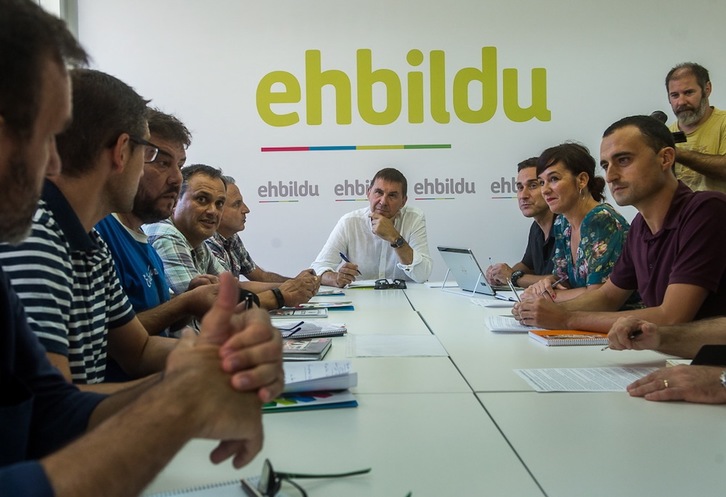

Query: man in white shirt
[311,168,432,287]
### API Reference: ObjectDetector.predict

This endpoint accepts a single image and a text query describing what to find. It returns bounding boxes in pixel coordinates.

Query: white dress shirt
[311,205,432,282]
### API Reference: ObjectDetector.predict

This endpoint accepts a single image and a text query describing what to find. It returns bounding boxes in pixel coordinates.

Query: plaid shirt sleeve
[144,221,201,295]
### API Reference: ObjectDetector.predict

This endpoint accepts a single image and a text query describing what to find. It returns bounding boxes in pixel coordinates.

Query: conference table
[142,284,725,497]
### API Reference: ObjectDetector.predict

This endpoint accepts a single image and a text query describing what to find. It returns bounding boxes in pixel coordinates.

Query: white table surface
[405,284,672,391]
[142,283,725,497]
[480,391,726,497]
[143,393,545,497]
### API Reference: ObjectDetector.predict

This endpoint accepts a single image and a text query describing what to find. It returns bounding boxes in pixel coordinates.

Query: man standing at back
[666,62,726,193]
[312,167,433,287]
[486,157,555,288]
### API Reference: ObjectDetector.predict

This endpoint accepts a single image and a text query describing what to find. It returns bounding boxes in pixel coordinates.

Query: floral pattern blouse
[552,203,629,288]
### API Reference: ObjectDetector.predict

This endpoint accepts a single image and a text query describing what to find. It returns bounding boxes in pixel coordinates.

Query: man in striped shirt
[0,70,283,394]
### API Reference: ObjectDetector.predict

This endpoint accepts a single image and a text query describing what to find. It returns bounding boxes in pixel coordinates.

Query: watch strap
[391,236,406,248]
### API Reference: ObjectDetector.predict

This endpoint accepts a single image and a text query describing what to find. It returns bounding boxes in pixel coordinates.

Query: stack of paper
[263,360,358,412]
[282,360,357,393]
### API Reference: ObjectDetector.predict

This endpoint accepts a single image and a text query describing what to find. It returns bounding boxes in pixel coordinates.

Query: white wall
[76,0,725,280]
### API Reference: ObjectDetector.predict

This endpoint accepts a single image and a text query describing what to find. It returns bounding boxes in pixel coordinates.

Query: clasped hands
[163,272,283,467]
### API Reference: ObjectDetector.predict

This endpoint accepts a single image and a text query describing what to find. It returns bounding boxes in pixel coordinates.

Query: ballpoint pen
[540,275,568,299]
[506,278,521,302]
[339,252,362,275]
[601,329,643,351]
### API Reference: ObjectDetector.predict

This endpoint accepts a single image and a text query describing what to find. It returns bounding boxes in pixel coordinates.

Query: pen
[506,278,521,302]
[339,252,362,275]
[539,275,568,299]
[601,329,643,351]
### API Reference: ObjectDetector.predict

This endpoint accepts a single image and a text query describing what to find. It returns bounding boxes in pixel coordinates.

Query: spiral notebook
[528,329,608,346]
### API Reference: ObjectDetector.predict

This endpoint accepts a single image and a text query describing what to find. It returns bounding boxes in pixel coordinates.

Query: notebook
[282,337,333,361]
[528,329,609,346]
[437,246,497,296]
[272,320,347,339]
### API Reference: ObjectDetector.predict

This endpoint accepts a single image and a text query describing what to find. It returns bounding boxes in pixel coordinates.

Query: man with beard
[96,109,217,337]
[0,1,278,494]
[666,62,726,193]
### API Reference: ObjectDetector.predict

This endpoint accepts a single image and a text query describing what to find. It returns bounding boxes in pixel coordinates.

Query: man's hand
[187,274,219,291]
[321,263,358,288]
[198,272,284,402]
[163,330,263,468]
[486,263,513,286]
[370,212,398,242]
[278,272,319,306]
[522,275,559,301]
[627,365,726,404]
[183,283,220,318]
[513,295,567,329]
[607,316,661,351]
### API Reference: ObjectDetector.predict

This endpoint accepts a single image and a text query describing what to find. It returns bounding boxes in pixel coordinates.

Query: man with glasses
[0,69,279,395]
[96,108,219,340]
[485,157,555,289]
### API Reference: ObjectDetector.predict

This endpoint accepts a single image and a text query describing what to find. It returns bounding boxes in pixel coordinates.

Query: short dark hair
[180,164,227,198]
[370,167,408,197]
[536,142,606,202]
[665,62,710,93]
[517,157,539,172]
[602,115,676,154]
[0,0,87,140]
[56,69,149,177]
[147,108,192,149]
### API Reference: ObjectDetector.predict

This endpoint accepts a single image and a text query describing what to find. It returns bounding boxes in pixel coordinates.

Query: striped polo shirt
[0,180,134,384]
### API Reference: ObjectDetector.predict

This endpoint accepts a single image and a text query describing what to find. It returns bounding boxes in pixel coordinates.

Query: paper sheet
[514,367,659,392]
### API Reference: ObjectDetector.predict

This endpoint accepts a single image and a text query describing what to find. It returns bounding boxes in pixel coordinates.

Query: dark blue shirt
[0,264,105,495]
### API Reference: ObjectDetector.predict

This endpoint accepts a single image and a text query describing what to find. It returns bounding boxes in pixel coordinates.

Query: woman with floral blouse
[522,142,629,302]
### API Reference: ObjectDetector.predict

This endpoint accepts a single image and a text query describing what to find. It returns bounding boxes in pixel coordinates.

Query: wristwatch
[390,236,406,248]
[510,270,525,287]
[720,370,726,390]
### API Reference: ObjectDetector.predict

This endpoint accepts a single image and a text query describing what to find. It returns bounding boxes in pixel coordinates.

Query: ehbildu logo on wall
[255,47,549,202]
[256,47,550,125]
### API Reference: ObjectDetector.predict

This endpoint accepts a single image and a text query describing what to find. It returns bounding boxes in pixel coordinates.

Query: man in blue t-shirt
[96,109,218,338]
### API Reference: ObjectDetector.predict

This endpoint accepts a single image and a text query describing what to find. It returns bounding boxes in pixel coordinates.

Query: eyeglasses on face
[242,458,371,497]
[129,135,160,163]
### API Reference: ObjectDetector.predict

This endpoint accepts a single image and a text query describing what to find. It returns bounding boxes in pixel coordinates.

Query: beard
[0,153,41,244]
[676,96,710,127]
[132,186,177,224]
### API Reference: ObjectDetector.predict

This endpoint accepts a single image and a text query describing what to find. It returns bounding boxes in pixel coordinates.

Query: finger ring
[663,379,669,389]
